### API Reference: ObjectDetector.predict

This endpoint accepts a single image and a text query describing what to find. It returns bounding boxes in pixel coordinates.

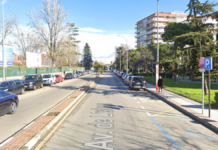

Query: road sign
[204,58,212,70]
[199,68,205,72]
[199,57,205,68]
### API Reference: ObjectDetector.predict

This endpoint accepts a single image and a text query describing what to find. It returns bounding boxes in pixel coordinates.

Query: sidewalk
[146,83,218,133]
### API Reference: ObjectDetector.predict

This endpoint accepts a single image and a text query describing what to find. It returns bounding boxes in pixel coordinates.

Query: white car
[43,74,56,86]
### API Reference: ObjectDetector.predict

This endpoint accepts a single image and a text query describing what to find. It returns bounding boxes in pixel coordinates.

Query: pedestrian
[63,70,65,77]
[158,76,163,92]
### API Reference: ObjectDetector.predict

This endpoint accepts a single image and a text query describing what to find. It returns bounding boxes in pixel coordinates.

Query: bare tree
[28,0,68,67]
[0,14,17,45]
[13,24,45,64]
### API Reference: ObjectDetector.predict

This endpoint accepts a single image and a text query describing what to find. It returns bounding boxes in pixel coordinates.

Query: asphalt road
[0,73,96,143]
[40,71,218,150]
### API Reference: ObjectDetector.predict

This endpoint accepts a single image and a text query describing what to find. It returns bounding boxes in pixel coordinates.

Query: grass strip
[144,76,218,107]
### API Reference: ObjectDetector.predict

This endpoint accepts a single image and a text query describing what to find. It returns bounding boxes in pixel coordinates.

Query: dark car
[64,73,74,79]
[0,90,19,115]
[129,76,146,91]
[0,80,25,95]
[22,74,43,90]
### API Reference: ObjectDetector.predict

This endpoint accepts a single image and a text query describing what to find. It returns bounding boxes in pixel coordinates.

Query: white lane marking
[137,101,140,104]
[0,137,13,147]
[146,112,151,116]
[141,106,145,109]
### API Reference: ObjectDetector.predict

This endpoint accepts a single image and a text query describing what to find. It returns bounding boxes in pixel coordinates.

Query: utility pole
[156,0,160,90]
[2,0,5,81]
[151,58,154,80]
[117,35,130,74]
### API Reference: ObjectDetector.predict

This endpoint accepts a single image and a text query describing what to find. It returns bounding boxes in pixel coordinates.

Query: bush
[214,92,218,108]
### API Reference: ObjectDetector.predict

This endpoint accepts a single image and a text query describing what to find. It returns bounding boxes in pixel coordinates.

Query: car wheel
[8,102,17,114]
[40,83,43,88]
[61,79,63,82]
[144,89,146,91]
[21,88,25,94]
[33,85,36,90]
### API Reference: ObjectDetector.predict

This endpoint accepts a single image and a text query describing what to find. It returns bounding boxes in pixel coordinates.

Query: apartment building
[135,12,218,47]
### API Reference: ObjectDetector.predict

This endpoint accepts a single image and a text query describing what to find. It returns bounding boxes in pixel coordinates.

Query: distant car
[22,74,43,90]
[43,74,56,86]
[0,79,25,95]
[129,76,146,91]
[0,90,19,115]
[64,73,74,79]
[55,74,63,83]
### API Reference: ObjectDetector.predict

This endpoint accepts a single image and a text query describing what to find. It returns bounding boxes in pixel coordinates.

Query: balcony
[146,29,164,35]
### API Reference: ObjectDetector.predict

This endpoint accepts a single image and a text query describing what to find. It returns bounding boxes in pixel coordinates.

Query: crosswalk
[137,98,163,103]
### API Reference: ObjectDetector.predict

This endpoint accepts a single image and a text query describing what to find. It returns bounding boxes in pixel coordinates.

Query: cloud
[77,29,136,64]
[79,27,103,33]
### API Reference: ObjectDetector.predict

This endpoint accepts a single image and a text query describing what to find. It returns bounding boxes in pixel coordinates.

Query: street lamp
[2,0,6,81]
[156,0,160,90]
[117,35,129,74]
[151,57,154,80]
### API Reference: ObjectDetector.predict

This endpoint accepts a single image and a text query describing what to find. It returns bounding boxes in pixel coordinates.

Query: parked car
[0,80,25,95]
[43,74,56,85]
[0,90,19,115]
[22,74,43,90]
[125,75,132,86]
[64,73,75,79]
[78,71,83,76]
[129,76,146,91]
[55,74,63,83]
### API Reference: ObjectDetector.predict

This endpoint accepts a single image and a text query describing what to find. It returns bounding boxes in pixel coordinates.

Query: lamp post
[117,35,129,74]
[2,0,5,81]
[156,0,160,90]
[151,57,154,80]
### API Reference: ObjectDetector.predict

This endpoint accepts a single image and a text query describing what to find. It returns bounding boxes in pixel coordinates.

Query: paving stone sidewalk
[146,83,218,133]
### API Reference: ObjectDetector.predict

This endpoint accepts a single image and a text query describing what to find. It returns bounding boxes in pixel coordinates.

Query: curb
[146,88,218,134]
[19,75,100,150]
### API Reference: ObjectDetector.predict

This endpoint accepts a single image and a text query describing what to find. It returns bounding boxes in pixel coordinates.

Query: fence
[0,66,85,77]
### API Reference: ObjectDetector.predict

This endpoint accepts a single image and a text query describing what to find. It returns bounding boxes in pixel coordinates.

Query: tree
[162,23,192,42]
[13,24,45,64]
[115,46,126,71]
[0,13,17,45]
[28,0,68,67]
[93,61,104,74]
[83,43,93,70]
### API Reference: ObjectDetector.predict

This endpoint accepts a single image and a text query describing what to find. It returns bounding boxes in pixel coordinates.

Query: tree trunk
[204,78,208,95]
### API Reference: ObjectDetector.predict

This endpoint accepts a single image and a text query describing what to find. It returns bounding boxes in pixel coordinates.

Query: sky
[1,0,218,64]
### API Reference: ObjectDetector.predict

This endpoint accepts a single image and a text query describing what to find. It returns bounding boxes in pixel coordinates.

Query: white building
[135,12,218,48]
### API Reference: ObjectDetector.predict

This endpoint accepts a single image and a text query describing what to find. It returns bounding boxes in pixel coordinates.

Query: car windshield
[66,73,72,75]
[43,75,51,78]
[0,82,9,87]
[23,76,36,80]
[55,75,59,77]
[133,77,145,82]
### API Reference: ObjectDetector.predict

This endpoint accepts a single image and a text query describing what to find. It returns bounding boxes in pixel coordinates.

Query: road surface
[39,71,218,150]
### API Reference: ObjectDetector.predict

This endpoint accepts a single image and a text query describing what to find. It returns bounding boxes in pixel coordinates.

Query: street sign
[199,68,205,72]
[204,58,212,70]
[199,57,205,68]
